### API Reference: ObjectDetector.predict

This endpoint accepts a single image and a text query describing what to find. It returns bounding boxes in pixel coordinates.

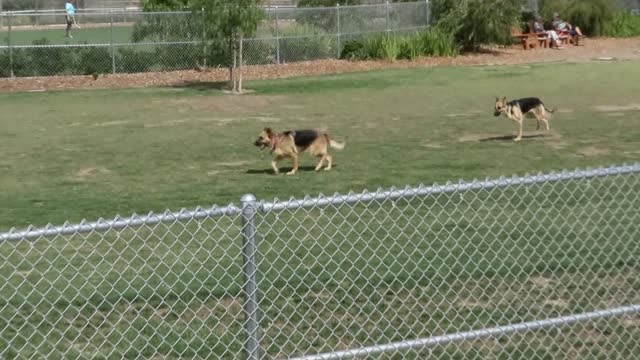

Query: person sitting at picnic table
[552,12,584,38]
[533,16,564,50]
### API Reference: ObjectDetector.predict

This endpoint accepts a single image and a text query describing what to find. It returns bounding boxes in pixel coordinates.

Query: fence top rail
[0,204,241,242]
[0,162,637,242]
[259,162,640,213]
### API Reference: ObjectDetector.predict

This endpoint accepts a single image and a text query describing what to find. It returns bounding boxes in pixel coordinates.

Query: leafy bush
[26,38,74,76]
[434,0,524,51]
[76,46,113,75]
[117,48,156,73]
[340,40,369,60]
[340,28,458,61]
[603,11,640,37]
[540,0,616,36]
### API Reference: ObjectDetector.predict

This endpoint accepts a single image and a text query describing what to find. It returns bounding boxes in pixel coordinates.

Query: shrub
[434,0,525,51]
[418,28,459,57]
[75,46,113,75]
[603,10,640,37]
[340,39,369,60]
[540,0,616,36]
[117,48,156,73]
[28,38,74,76]
[340,28,458,61]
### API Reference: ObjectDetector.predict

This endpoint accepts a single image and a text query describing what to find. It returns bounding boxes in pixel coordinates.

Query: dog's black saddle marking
[284,129,319,148]
[509,97,543,113]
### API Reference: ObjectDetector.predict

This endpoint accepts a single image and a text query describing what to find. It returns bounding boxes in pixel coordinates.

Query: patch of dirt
[165,95,286,114]
[72,167,112,181]
[91,120,131,127]
[216,161,251,167]
[1,37,639,93]
[577,146,610,157]
[593,104,640,112]
[530,275,556,289]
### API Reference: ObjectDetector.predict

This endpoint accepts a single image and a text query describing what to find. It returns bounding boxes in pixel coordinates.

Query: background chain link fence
[1,163,639,359]
[0,2,431,77]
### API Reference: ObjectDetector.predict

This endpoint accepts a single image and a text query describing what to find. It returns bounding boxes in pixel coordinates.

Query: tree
[136,0,263,93]
[192,0,263,93]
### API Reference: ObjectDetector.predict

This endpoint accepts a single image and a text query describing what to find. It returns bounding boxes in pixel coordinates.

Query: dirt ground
[1,37,639,93]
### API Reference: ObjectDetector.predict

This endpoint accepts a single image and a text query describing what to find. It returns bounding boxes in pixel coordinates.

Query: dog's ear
[502,97,507,103]
[264,127,272,135]
[495,97,500,102]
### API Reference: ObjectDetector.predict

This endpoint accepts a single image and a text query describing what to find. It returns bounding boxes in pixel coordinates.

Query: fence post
[275,6,280,65]
[386,1,390,33]
[8,11,13,78]
[202,7,207,68]
[336,3,340,59]
[110,10,115,74]
[241,194,261,360]
[426,0,430,27]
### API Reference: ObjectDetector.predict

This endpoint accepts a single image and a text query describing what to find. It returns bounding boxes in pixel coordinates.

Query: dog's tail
[329,139,346,150]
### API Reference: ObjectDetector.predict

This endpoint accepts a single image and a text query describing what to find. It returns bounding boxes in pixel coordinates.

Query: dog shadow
[246,165,336,175]
[169,81,229,91]
[479,134,546,142]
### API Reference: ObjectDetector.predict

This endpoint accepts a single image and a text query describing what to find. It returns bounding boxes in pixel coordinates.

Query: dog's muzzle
[254,140,268,149]
[494,111,501,117]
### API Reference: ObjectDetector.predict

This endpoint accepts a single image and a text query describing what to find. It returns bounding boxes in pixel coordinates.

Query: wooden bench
[511,26,538,50]
[512,23,549,50]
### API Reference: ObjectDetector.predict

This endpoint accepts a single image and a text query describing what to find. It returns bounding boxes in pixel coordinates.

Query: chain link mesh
[0,2,432,77]
[0,164,638,359]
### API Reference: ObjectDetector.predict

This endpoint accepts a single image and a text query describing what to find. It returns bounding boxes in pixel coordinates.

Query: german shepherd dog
[494,97,556,141]
[254,128,345,175]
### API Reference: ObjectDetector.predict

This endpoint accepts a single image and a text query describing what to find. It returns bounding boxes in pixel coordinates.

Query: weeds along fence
[0,1,430,78]
[0,163,639,359]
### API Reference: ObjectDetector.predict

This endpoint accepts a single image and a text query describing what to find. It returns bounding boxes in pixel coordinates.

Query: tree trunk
[238,31,244,93]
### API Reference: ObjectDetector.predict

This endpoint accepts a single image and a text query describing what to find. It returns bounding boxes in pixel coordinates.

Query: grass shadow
[246,165,336,175]
[479,134,546,142]
[170,81,229,91]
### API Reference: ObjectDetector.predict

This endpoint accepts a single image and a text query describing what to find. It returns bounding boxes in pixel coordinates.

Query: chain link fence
[1,163,639,359]
[0,1,431,78]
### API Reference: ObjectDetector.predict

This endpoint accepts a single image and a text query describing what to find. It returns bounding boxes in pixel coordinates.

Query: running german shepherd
[254,128,345,175]
[494,97,557,141]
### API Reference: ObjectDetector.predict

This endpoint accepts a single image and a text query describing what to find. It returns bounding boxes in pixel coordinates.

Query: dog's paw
[514,137,522,142]
[324,167,332,171]
[286,171,296,176]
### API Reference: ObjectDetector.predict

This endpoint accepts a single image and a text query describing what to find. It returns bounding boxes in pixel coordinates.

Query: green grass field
[1,26,134,45]
[1,60,639,230]
[0,60,639,359]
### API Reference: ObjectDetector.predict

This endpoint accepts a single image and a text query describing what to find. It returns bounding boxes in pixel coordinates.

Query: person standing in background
[65,0,77,38]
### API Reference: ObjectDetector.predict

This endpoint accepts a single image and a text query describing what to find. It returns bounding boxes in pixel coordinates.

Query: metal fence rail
[0,1,431,78]
[0,163,639,359]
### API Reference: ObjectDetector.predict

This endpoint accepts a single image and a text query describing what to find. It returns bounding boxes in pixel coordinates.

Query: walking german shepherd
[494,97,557,141]
[254,128,345,175]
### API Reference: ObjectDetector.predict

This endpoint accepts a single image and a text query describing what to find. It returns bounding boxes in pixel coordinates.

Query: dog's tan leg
[325,154,333,171]
[542,117,550,131]
[515,119,523,141]
[271,156,283,175]
[287,155,298,175]
[314,155,326,172]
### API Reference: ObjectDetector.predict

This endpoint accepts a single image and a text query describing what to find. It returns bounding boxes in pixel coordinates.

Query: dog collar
[270,135,281,151]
